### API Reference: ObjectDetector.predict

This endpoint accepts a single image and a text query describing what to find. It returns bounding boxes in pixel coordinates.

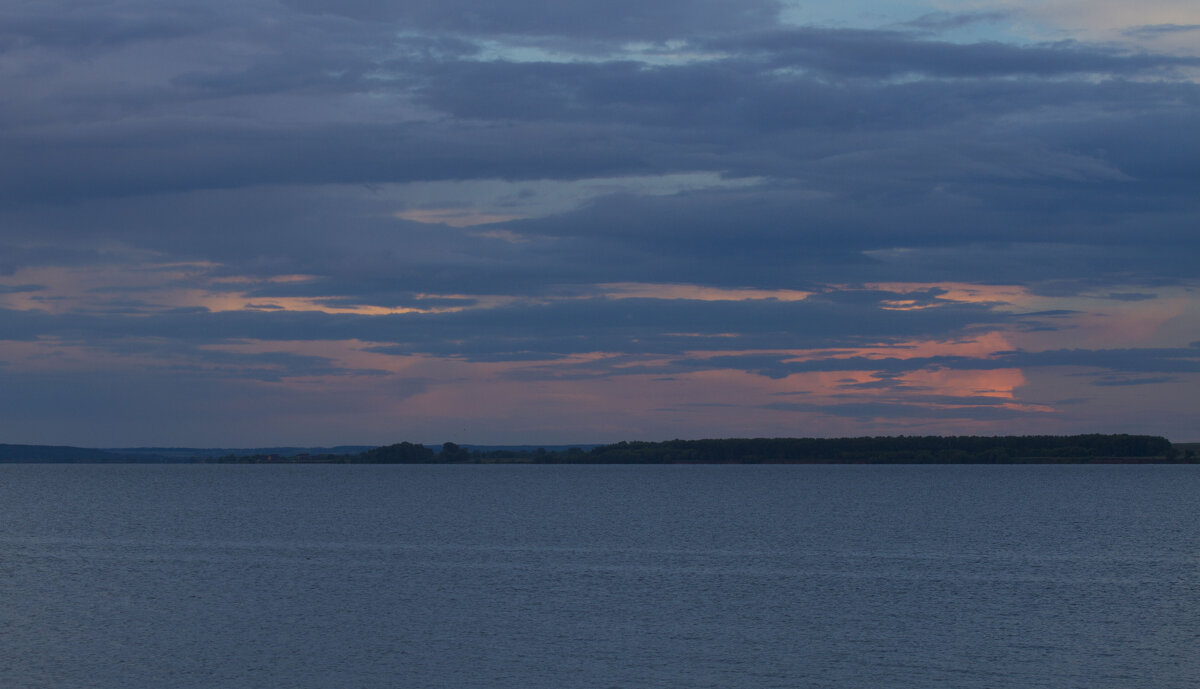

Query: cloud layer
[2,0,1198,445]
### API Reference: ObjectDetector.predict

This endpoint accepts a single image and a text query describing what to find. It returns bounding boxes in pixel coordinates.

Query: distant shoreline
[3,435,1196,464]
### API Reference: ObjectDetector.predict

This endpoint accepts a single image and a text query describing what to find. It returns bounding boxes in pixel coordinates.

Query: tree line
[213,434,1184,464]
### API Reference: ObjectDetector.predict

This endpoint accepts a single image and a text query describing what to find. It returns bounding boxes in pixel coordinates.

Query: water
[1,464,1197,688]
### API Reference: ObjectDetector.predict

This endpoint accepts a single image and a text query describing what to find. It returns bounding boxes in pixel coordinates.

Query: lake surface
[2,464,1197,688]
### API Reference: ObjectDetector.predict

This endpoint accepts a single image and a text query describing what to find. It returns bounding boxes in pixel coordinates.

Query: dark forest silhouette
[214,434,1183,464]
[3,434,1189,464]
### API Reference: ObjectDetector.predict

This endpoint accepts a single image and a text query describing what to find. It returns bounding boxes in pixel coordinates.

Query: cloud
[3,6,1197,303]
[0,2,222,52]
[996,347,1200,373]
[278,0,781,40]
[761,400,1043,420]
[2,0,1198,443]
[1124,23,1200,38]
[988,0,1200,50]
[0,281,1013,366]
[164,348,392,382]
[1103,292,1158,301]
[900,12,1012,33]
[702,28,1200,78]
[0,284,43,294]
[1091,375,1179,386]
[692,345,1200,379]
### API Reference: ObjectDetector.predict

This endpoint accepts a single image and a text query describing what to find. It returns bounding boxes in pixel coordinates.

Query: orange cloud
[0,263,496,317]
[860,281,1033,309]
[599,282,812,302]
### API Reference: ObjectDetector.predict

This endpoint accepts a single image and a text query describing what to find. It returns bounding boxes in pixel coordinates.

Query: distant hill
[109,446,376,459]
[0,444,138,462]
[0,444,376,462]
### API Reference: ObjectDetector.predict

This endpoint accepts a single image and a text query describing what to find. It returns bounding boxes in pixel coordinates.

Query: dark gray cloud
[1103,293,1157,302]
[996,347,1200,374]
[279,0,781,40]
[1091,375,1180,387]
[404,51,1199,142]
[6,50,1197,294]
[4,8,1197,212]
[0,287,1010,360]
[4,5,1198,271]
[2,0,1198,442]
[1123,24,1200,39]
[154,346,391,381]
[900,11,1011,33]
[0,121,654,205]
[725,346,1200,380]
[0,284,43,294]
[0,2,222,52]
[702,28,1200,78]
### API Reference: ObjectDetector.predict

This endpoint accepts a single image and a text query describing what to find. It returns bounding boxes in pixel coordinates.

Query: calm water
[1,464,1197,688]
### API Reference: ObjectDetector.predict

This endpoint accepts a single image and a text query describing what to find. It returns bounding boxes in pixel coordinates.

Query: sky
[2,0,1199,447]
